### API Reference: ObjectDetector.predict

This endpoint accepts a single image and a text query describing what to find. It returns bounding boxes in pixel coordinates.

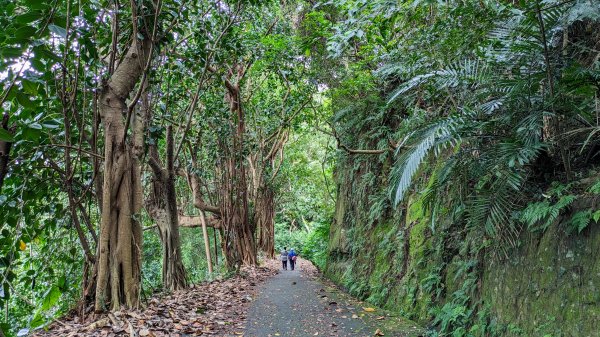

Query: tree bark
[255,185,275,258]
[95,37,151,312]
[247,130,287,259]
[178,215,222,228]
[219,68,257,268]
[147,126,188,291]
[199,211,213,273]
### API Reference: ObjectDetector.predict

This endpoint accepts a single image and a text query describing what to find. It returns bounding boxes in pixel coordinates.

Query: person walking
[288,248,298,271]
[280,247,289,270]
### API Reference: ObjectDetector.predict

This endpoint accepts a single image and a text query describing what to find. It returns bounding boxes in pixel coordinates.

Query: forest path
[244,259,423,337]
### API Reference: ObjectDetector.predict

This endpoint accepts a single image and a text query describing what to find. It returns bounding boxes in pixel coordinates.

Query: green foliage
[274,119,335,270]
[391,116,463,204]
[520,195,577,232]
[567,210,593,234]
[518,181,600,234]
[588,180,600,194]
[316,0,600,335]
[274,221,330,270]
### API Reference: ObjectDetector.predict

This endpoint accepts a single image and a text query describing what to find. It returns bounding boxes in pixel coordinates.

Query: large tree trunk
[95,38,151,312]
[255,185,275,258]
[147,127,187,291]
[220,155,257,268]
[247,132,287,259]
[219,72,257,269]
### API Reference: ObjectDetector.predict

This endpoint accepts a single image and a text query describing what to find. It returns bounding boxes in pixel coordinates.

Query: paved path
[244,262,423,337]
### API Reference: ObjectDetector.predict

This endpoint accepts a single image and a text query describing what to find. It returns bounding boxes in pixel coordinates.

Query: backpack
[291,255,297,261]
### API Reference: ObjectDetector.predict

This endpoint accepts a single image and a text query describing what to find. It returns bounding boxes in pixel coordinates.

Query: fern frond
[387,73,437,104]
[467,184,519,244]
[520,194,577,232]
[392,127,438,204]
[568,210,592,234]
[478,98,504,115]
[560,0,600,24]
[392,117,463,205]
[388,59,491,105]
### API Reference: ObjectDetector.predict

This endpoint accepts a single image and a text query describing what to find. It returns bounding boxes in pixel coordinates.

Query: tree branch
[331,126,386,155]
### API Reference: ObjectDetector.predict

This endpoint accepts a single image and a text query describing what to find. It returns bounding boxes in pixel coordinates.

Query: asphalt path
[244,261,424,337]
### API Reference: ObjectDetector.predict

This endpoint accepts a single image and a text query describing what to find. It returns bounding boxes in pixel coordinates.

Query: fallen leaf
[30,262,281,337]
[363,307,376,312]
[374,328,384,336]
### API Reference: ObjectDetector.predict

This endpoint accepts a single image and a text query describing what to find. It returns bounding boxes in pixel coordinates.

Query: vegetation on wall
[313,0,600,335]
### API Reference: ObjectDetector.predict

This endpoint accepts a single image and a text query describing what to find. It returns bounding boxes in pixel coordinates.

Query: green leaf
[24,0,49,10]
[593,210,600,223]
[21,127,41,141]
[41,285,61,311]
[17,92,35,108]
[568,210,592,234]
[14,26,37,41]
[48,24,67,38]
[29,311,45,329]
[16,11,43,24]
[42,122,59,129]
[0,129,14,142]
[0,323,14,337]
[22,79,39,96]
[1,47,24,58]
[588,180,600,194]
[28,123,43,130]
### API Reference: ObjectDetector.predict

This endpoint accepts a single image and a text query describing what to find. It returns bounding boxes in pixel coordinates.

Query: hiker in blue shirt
[288,248,298,270]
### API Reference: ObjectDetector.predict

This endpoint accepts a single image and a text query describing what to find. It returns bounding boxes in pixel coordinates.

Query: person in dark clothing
[280,247,288,270]
[288,248,297,270]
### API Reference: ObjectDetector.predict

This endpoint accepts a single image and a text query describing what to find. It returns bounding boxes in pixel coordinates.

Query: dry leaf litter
[33,261,280,337]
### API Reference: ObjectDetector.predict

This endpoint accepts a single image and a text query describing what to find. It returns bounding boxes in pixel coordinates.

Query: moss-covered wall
[326,155,441,323]
[482,197,600,336]
[325,154,600,336]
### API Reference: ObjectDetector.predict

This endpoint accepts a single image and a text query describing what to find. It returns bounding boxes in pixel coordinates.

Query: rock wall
[482,197,600,336]
[325,154,600,336]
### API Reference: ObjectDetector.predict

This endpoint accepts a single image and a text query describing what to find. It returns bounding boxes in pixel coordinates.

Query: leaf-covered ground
[33,262,280,337]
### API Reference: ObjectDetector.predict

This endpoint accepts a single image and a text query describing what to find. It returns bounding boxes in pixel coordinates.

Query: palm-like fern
[387,59,491,106]
[390,116,464,205]
[384,0,599,245]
